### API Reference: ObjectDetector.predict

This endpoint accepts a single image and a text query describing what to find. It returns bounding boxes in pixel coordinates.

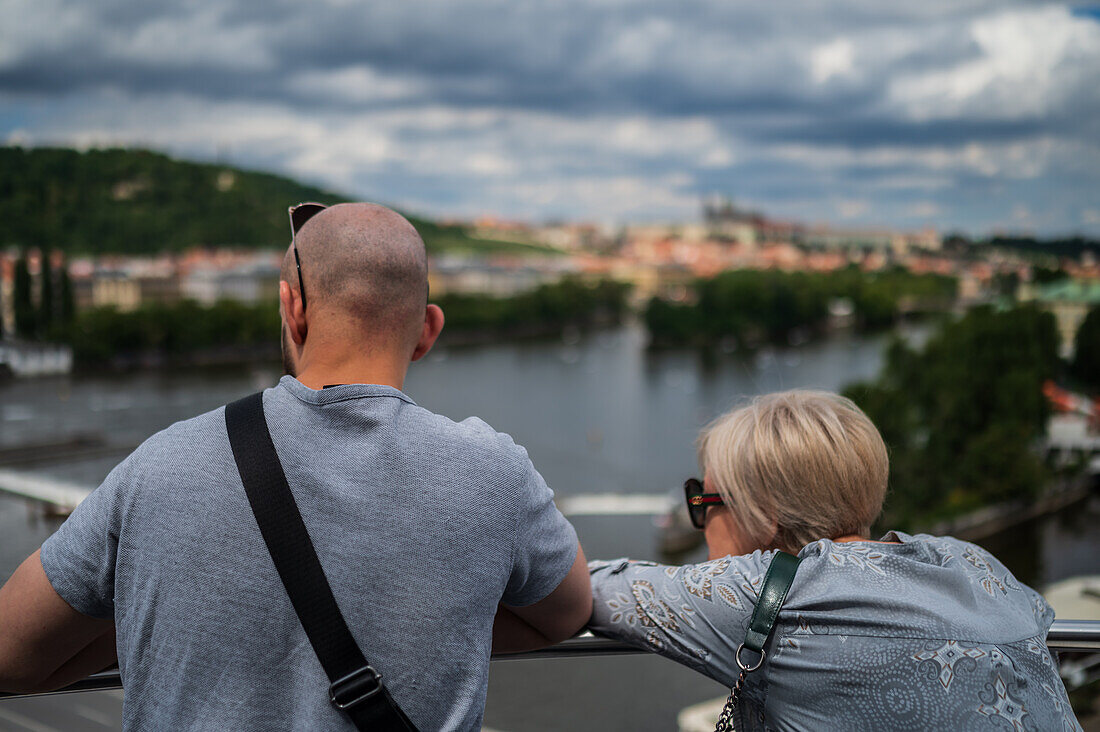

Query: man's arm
[0,550,116,693]
[492,542,591,654]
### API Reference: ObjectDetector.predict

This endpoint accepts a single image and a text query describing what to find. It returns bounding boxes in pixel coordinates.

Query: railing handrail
[3,619,1098,700]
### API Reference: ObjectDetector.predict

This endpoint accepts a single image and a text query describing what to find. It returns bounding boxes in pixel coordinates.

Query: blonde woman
[588,390,1080,731]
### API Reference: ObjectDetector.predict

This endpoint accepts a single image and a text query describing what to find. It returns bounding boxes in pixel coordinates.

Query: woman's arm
[587,555,767,686]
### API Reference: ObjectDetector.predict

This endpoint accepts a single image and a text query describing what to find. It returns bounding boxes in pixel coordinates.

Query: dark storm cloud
[2,0,1099,231]
[0,1,1084,124]
[0,1,1021,113]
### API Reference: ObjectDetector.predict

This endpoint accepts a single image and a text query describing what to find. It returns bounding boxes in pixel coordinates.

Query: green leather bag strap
[736,550,802,672]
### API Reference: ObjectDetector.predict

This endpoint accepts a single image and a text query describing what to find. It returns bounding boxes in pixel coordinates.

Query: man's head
[279,202,444,381]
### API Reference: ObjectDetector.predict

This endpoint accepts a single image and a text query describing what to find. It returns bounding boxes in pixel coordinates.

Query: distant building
[91,272,142,312]
[958,272,984,303]
[70,257,181,312]
[702,196,764,227]
[1020,279,1100,357]
[181,260,280,305]
[0,256,13,336]
[427,255,569,297]
[702,197,767,246]
[0,341,72,376]
[602,262,692,303]
[136,273,181,306]
[533,223,616,252]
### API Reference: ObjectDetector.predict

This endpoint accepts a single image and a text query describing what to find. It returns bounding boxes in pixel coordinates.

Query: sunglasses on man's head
[684,477,723,530]
[288,202,327,311]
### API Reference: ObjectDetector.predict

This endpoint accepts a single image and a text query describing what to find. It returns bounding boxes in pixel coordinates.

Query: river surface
[1,322,1097,731]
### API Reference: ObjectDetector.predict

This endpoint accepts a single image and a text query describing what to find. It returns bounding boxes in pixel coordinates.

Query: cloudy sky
[3,0,1099,234]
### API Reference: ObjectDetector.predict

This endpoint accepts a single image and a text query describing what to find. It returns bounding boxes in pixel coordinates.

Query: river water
[1,322,1097,730]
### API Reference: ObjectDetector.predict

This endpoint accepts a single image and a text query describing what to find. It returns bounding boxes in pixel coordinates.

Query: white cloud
[873,174,954,191]
[0,0,94,65]
[288,66,427,104]
[886,6,1100,120]
[906,201,941,218]
[117,7,274,70]
[810,39,855,85]
[837,199,869,219]
[496,173,699,223]
[769,135,1100,182]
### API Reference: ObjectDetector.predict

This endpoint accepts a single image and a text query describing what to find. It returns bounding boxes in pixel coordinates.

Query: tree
[13,252,35,338]
[993,271,1019,297]
[844,305,1059,529]
[1032,266,1069,285]
[39,249,54,334]
[58,257,75,326]
[643,268,955,348]
[1072,305,1100,389]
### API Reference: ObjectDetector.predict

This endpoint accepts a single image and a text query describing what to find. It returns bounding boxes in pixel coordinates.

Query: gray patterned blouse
[588,532,1082,731]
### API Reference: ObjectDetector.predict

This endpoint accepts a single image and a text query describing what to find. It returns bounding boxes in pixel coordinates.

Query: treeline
[644,267,956,348]
[10,250,76,340]
[436,278,631,341]
[1073,304,1100,390]
[65,300,282,367]
[946,233,1100,261]
[843,305,1061,530]
[0,146,549,256]
[60,278,630,367]
[0,147,335,253]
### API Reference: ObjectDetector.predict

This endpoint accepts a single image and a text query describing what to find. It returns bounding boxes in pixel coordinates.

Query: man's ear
[279,280,307,345]
[411,304,445,362]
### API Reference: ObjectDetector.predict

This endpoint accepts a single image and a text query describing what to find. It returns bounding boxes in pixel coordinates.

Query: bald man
[0,203,591,731]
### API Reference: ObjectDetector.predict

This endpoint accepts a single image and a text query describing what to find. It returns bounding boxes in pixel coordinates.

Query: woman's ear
[765,518,783,552]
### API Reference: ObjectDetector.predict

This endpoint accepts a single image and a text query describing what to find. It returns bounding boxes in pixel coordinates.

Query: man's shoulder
[128,403,230,470]
[438,412,512,443]
[406,407,533,473]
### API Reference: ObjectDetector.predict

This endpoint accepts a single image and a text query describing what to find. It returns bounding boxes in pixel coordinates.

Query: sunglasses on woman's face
[684,477,724,530]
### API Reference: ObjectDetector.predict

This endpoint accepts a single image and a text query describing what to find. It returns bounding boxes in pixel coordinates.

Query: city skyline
[2,1,1099,235]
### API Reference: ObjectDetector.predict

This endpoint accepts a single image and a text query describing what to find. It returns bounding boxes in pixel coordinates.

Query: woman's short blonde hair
[698,390,888,554]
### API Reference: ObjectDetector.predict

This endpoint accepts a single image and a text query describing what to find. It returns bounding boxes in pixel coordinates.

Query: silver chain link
[714,670,745,732]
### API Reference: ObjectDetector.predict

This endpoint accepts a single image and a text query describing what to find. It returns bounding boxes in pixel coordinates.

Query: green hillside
[0,146,558,256]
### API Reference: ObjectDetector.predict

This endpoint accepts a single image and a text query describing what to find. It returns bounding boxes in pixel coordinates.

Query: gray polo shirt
[41,376,579,731]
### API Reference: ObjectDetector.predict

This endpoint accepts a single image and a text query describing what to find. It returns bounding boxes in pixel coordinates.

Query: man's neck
[293,363,408,391]
[286,318,416,392]
[292,351,409,392]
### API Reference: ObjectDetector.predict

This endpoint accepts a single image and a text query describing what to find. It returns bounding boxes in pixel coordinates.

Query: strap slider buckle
[329,665,384,710]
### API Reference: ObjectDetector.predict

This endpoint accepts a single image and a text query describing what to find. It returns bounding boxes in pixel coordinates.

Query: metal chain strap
[715,551,800,732]
[714,670,745,732]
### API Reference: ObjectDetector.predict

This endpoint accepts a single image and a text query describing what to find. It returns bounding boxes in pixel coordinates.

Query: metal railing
[3,620,1098,700]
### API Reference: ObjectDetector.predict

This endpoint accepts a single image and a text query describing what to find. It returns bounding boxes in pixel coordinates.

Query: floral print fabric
[588,532,1082,731]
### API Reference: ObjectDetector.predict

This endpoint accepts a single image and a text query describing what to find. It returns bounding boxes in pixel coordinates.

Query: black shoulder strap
[225,392,418,732]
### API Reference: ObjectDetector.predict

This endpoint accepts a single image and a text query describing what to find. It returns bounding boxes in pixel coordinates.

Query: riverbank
[30,277,630,372]
[17,324,620,375]
[931,475,1098,542]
